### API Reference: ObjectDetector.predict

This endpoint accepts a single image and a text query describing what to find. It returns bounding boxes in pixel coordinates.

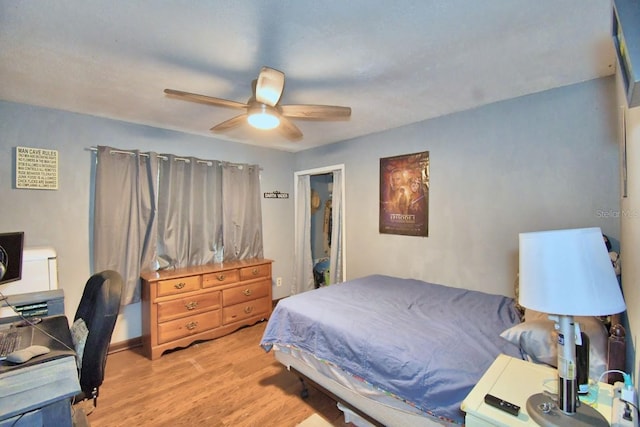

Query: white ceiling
[0,1,616,152]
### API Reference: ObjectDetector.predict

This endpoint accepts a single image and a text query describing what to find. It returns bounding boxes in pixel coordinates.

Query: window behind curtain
[222,162,264,261]
[157,154,223,268]
[93,146,263,305]
[93,146,158,305]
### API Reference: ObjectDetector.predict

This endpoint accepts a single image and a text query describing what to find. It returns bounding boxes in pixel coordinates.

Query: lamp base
[527,393,608,427]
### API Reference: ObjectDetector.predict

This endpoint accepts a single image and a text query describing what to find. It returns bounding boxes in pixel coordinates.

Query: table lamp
[519,227,626,426]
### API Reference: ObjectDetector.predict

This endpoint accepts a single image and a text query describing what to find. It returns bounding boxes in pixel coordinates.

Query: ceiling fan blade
[255,67,285,107]
[164,89,248,110]
[280,104,351,120]
[210,114,247,133]
[278,115,303,141]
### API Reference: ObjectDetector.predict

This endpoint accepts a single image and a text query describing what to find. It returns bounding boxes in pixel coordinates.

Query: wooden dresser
[141,258,273,360]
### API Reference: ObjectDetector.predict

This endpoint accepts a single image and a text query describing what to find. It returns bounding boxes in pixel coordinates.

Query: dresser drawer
[157,310,221,344]
[223,296,271,324]
[202,269,240,288]
[240,263,270,281]
[157,291,221,322]
[157,275,201,297]
[222,280,270,307]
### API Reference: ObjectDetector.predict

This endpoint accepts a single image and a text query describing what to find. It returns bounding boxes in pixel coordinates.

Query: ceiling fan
[164,66,352,142]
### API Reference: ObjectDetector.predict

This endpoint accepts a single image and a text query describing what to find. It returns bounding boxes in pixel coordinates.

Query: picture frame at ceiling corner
[379,151,429,237]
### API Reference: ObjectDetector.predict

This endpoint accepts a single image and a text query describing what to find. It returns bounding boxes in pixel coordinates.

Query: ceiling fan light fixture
[247,105,280,130]
[165,65,351,141]
[256,67,285,106]
[257,88,281,106]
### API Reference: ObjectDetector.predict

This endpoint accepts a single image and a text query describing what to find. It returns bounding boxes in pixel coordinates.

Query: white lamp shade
[519,227,626,316]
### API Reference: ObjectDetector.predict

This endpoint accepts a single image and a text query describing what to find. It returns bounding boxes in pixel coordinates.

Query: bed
[260,274,624,426]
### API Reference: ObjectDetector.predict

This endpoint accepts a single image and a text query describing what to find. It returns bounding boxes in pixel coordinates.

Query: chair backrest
[74,270,123,399]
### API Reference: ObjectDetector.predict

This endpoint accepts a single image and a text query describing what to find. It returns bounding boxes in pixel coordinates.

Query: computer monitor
[0,232,24,284]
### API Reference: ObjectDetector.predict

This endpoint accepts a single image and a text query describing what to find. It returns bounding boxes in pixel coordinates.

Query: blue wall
[0,102,295,341]
[296,77,620,296]
[0,76,620,342]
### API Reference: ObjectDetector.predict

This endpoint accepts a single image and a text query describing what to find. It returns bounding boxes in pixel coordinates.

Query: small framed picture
[15,146,59,190]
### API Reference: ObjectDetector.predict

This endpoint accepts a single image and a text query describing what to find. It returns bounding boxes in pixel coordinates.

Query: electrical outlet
[276,277,282,287]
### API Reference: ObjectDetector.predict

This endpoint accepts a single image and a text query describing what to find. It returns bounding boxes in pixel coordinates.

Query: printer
[0,247,64,324]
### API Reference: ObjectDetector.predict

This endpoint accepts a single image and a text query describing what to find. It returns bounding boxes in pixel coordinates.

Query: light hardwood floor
[79,321,353,427]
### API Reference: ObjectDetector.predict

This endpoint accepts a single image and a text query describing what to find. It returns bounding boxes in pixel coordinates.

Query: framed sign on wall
[379,151,429,237]
[15,146,59,190]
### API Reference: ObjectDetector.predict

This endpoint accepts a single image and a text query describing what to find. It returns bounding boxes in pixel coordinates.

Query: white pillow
[71,318,89,369]
[500,315,608,381]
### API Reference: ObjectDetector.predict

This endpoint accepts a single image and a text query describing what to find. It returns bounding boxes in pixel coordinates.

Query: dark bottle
[576,331,590,394]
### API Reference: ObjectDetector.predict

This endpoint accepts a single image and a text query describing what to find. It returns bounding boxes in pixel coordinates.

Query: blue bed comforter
[260,274,522,424]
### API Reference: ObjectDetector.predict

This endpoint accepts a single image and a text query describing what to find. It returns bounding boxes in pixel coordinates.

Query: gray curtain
[222,163,263,261]
[328,169,343,285]
[293,174,314,294]
[93,148,262,305]
[158,155,223,267]
[93,146,158,305]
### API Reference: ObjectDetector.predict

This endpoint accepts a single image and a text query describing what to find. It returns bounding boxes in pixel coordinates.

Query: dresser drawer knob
[174,282,186,289]
[216,274,226,281]
[251,268,259,276]
[186,321,198,330]
[185,301,198,310]
[242,289,252,296]
[244,306,254,314]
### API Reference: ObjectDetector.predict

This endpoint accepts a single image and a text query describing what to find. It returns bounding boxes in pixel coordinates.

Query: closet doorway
[293,164,346,294]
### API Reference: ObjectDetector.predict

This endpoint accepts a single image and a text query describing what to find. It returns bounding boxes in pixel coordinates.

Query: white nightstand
[461,354,614,426]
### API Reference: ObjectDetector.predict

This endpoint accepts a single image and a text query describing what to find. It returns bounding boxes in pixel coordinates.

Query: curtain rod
[87,146,261,169]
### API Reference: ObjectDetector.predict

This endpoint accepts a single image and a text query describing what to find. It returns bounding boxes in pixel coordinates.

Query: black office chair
[73,270,123,407]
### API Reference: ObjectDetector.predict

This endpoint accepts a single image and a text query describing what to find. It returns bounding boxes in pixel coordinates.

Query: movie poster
[379,151,429,236]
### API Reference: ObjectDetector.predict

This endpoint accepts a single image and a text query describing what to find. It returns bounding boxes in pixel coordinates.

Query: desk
[0,315,79,427]
[461,354,614,426]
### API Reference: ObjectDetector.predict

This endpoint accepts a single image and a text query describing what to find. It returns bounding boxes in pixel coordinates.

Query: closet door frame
[294,164,346,291]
